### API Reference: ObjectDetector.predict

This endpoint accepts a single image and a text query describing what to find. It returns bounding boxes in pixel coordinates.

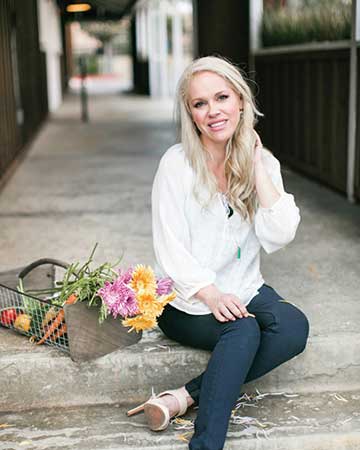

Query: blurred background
[0,0,358,203]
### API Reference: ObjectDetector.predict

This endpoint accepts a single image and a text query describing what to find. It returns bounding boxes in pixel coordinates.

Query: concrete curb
[1,329,359,412]
[1,391,359,449]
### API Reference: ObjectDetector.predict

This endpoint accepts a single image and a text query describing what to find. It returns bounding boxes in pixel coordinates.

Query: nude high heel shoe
[126,389,188,431]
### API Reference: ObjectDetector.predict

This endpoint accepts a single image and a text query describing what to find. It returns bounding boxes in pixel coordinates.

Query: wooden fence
[0,0,48,182]
[254,44,359,200]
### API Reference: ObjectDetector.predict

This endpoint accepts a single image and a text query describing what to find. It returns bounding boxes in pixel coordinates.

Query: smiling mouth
[208,120,227,129]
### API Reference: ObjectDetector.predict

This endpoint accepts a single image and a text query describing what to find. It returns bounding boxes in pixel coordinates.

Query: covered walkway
[0,93,359,338]
[0,94,175,268]
[1,93,360,448]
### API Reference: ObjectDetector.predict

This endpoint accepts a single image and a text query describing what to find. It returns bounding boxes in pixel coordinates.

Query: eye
[193,101,205,108]
[218,94,229,101]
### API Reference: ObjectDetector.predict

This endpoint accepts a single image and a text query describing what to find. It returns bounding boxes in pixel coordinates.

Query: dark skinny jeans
[158,284,309,450]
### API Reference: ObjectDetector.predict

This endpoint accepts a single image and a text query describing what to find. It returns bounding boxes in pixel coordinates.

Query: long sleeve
[254,150,300,254]
[151,149,216,300]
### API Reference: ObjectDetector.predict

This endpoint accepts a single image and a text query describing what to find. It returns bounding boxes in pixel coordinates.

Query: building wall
[355,47,360,201]
[0,0,48,183]
[0,0,21,180]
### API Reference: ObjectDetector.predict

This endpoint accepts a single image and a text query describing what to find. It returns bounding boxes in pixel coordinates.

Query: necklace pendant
[237,247,241,259]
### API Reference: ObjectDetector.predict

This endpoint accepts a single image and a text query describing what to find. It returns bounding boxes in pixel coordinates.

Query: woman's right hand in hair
[195,284,251,322]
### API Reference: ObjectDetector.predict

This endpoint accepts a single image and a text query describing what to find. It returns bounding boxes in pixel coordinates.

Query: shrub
[262,1,351,47]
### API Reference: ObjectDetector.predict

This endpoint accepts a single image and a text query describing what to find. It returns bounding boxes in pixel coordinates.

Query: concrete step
[1,325,360,413]
[1,390,359,450]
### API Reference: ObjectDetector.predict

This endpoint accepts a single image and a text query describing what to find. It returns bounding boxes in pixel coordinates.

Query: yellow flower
[122,314,157,332]
[130,264,157,296]
[158,291,176,307]
[137,291,163,317]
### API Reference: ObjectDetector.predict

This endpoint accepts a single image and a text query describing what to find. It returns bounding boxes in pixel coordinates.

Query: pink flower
[156,277,174,295]
[98,277,138,318]
[117,267,134,284]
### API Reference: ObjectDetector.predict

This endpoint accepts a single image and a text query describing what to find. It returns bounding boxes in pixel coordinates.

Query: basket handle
[18,258,70,281]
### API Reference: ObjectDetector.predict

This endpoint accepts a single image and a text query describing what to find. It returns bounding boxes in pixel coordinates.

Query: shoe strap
[159,389,188,416]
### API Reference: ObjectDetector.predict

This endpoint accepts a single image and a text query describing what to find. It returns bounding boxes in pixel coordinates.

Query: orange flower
[130,264,157,296]
[122,314,157,332]
[158,291,176,307]
[137,291,163,317]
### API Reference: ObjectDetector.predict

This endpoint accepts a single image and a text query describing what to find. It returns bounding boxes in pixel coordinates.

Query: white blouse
[151,143,300,315]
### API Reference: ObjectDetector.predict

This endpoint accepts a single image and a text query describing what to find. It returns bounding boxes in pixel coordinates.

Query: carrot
[65,294,78,305]
[50,323,67,342]
[36,309,65,345]
[36,294,77,345]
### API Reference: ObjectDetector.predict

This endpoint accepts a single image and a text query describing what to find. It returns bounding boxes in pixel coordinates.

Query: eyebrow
[190,90,229,103]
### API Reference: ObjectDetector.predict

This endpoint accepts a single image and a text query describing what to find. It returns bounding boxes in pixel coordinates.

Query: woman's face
[188,71,243,150]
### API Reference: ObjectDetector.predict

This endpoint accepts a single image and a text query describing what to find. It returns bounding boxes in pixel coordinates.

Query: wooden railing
[254,42,358,199]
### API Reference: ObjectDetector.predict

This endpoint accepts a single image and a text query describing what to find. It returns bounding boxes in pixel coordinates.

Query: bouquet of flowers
[97,264,176,332]
[37,244,176,334]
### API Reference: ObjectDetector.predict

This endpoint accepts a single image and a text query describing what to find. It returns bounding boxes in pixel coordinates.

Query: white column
[46,53,62,111]
[249,0,263,78]
[249,0,263,52]
[148,0,170,98]
[37,0,62,112]
[148,4,158,96]
[103,41,113,73]
[172,5,183,95]
[346,0,359,202]
[158,1,169,97]
[192,0,198,57]
[135,6,141,58]
[140,6,148,60]
[135,0,149,63]
[357,0,360,41]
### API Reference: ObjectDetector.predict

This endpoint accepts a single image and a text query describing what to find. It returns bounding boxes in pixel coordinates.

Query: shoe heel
[127,402,146,416]
[144,402,169,431]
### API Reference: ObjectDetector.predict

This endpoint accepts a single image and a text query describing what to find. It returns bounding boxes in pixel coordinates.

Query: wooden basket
[0,259,142,362]
[64,301,142,362]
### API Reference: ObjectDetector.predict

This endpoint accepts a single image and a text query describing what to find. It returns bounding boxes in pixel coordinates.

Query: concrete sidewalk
[0,93,359,337]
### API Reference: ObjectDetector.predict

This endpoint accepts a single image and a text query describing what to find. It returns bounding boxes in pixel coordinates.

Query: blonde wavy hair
[175,56,263,221]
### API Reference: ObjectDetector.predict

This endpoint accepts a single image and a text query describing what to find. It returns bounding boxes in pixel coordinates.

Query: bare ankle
[179,386,195,407]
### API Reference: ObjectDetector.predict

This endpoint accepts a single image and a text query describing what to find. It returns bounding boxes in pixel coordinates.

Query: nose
[208,101,220,117]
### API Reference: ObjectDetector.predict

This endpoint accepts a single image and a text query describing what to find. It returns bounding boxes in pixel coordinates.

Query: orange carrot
[50,323,67,342]
[37,294,77,345]
[36,309,65,345]
[65,294,77,305]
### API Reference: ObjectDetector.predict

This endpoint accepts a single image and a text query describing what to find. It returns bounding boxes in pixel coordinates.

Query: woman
[127,56,309,450]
